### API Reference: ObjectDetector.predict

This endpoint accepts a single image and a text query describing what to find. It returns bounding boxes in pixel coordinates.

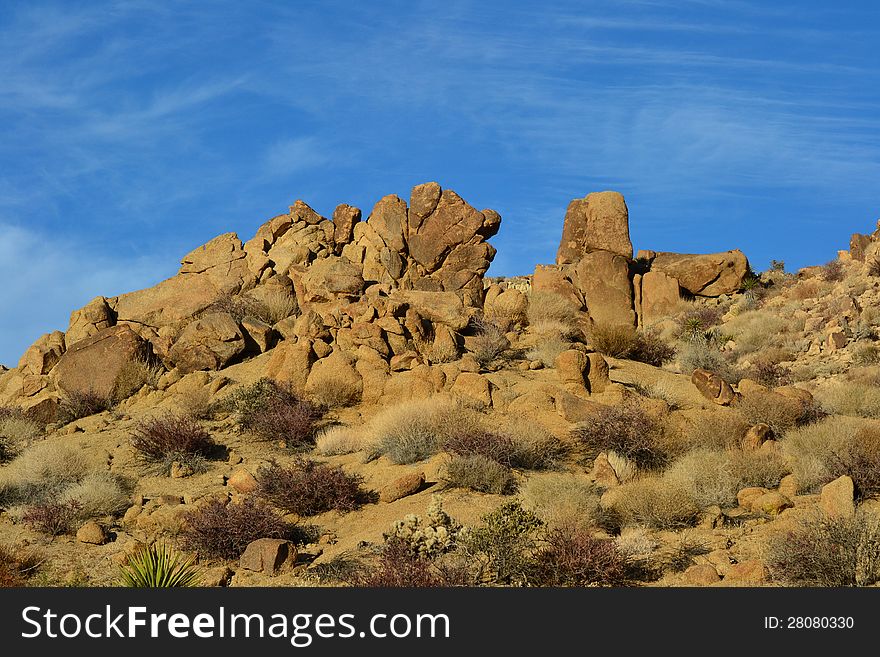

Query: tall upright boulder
[556,191,632,265]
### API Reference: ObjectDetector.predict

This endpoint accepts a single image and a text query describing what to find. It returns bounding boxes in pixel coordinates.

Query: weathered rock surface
[650,250,749,297]
[168,313,245,373]
[557,191,632,263]
[54,325,150,399]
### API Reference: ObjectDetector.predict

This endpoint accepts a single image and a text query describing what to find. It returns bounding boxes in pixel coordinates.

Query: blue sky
[1,0,878,365]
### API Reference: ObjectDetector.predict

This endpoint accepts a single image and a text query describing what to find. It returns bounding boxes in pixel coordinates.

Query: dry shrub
[256,458,374,516]
[663,448,787,508]
[853,344,880,366]
[531,527,631,587]
[111,356,163,402]
[180,497,296,560]
[314,425,368,456]
[354,539,467,587]
[57,391,112,423]
[637,379,685,410]
[443,454,517,495]
[526,335,571,368]
[442,419,565,471]
[131,413,216,475]
[520,473,602,529]
[462,501,544,585]
[746,360,792,387]
[252,287,298,325]
[789,279,823,300]
[22,501,83,536]
[526,291,580,326]
[724,310,797,356]
[307,374,361,409]
[574,401,669,470]
[676,343,739,383]
[368,397,481,464]
[0,409,41,462]
[59,472,131,517]
[825,426,880,499]
[767,511,880,586]
[735,392,819,438]
[605,477,699,529]
[469,318,510,367]
[0,544,41,587]
[223,378,323,447]
[0,441,91,505]
[815,382,880,419]
[589,325,674,366]
[821,259,845,282]
[782,416,866,493]
[606,451,637,484]
[678,409,750,452]
[529,318,578,340]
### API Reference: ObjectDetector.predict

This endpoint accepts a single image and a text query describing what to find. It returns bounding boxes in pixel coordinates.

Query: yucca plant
[119,543,201,587]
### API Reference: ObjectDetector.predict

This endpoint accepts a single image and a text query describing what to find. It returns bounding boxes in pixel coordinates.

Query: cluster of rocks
[530,191,749,328]
[0,183,751,423]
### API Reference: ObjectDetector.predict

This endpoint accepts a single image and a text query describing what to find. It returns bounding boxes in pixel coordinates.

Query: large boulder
[18,331,66,376]
[114,233,256,327]
[332,204,361,252]
[392,290,471,331]
[649,250,749,297]
[295,255,365,303]
[66,297,115,346]
[574,251,636,327]
[168,312,246,373]
[556,191,632,264]
[639,271,682,326]
[53,325,150,399]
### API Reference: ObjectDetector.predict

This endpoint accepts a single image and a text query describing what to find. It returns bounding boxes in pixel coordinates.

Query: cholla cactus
[384,494,466,557]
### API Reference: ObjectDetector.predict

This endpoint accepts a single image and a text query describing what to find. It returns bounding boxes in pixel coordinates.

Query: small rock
[724,560,766,584]
[380,471,425,503]
[227,450,243,466]
[681,564,720,586]
[826,331,847,352]
[228,468,258,494]
[76,521,107,545]
[122,505,142,524]
[590,453,620,488]
[741,424,772,450]
[737,487,770,509]
[820,475,855,519]
[778,474,799,499]
[752,491,792,516]
[170,461,195,478]
[201,566,233,587]
[239,538,296,576]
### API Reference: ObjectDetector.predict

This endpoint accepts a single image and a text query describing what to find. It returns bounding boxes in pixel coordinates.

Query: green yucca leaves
[119,542,201,587]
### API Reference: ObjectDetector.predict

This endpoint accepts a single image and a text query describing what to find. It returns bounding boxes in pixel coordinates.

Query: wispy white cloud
[263,137,331,177]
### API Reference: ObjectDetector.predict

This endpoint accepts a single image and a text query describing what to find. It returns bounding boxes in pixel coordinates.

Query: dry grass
[605,476,699,529]
[367,397,482,464]
[782,416,868,493]
[815,382,880,419]
[443,454,517,495]
[526,335,571,368]
[469,318,510,367]
[676,343,739,383]
[254,287,298,325]
[677,409,750,452]
[663,448,788,508]
[307,374,361,409]
[723,310,801,356]
[574,401,669,470]
[58,472,131,517]
[0,411,41,462]
[314,425,369,456]
[111,356,163,402]
[520,473,602,529]
[0,441,91,505]
[526,291,580,326]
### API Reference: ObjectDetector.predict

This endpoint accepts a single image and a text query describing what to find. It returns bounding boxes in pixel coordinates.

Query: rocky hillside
[1,183,878,588]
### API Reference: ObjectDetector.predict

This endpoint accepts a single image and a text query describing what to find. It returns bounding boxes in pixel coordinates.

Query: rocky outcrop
[168,313,246,373]
[648,250,749,297]
[639,271,682,327]
[574,251,636,327]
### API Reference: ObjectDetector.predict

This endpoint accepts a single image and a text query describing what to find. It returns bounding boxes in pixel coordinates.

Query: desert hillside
[2,183,879,588]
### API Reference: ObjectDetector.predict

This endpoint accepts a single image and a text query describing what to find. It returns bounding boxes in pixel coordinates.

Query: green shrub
[384,495,464,558]
[767,511,880,586]
[119,543,201,587]
[462,501,543,585]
